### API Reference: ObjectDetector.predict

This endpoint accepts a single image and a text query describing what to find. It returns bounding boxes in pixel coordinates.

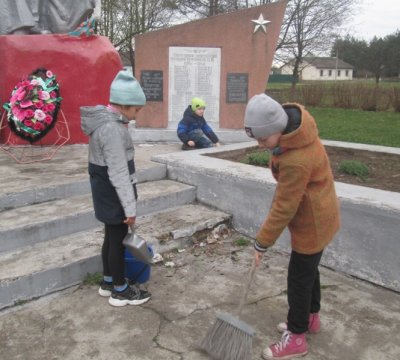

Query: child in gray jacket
[81,70,151,307]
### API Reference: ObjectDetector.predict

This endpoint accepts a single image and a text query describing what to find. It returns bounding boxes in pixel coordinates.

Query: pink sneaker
[277,313,320,334]
[262,331,308,359]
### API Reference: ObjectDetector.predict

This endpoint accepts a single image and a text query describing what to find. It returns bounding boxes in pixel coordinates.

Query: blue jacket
[177,106,219,144]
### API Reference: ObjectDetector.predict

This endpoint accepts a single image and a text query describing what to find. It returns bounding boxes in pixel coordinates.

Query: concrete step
[0,159,167,211]
[0,203,231,309]
[0,179,196,253]
[136,203,232,254]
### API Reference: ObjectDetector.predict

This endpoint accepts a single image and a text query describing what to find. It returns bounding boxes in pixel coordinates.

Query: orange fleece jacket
[256,104,340,254]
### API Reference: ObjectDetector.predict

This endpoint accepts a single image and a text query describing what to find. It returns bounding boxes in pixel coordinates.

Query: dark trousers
[102,223,128,286]
[188,129,212,148]
[287,250,323,334]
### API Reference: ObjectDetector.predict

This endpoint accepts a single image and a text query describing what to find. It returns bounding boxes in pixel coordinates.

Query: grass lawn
[308,107,400,147]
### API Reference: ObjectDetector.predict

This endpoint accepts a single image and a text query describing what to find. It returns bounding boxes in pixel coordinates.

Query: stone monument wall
[134,0,287,129]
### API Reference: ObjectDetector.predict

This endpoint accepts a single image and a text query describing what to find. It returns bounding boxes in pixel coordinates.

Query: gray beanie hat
[244,94,288,139]
[109,70,146,106]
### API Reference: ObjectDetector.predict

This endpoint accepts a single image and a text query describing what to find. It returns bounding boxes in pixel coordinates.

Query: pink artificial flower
[24,119,34,127]
[12,106,24,120]
[34,100,44,109]
[50,91,57,98]
[14,86,25,94]
[20,80,30,87]
[39,91,50,101]
[30,79,40,86]
[33,122,45,131]
[46,70,53,78]
[10,94,18,104]
[16,90,27,101]
[19,100,33,108]
[24,109,35,118]
[12,106,20,116]
[45,103,56,112]
[34,109,46,121]
[10,87,25,103]
[44,115,53,124]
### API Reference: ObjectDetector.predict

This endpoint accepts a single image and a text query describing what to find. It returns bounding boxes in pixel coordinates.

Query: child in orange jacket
[244,94,340,359]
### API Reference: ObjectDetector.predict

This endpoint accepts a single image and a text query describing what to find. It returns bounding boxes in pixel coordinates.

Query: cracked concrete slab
[1,231,399,360]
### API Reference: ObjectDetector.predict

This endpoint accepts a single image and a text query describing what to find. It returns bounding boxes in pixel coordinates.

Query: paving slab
[1,233,399,360]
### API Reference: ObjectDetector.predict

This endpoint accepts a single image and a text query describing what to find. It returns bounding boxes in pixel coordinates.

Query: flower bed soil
[209,146,400,193]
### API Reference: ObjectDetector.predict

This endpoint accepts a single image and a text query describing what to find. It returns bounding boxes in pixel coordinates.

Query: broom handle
[236,258,257,318]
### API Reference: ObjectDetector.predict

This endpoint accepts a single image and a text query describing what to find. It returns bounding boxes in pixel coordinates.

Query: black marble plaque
[226,73,248,103]
[141,70,163,101]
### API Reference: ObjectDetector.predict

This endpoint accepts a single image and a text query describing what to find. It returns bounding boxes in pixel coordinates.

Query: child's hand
[124,216,136,226]
[188,140,195,147]
[254,250,263,267]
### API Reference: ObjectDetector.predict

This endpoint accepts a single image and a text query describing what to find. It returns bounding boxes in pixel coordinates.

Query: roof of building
[303,57,354,69]
[281,57,354,70]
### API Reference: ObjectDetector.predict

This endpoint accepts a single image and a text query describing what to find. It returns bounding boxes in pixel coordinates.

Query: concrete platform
[1,236,399,360]
[0,140,399,359]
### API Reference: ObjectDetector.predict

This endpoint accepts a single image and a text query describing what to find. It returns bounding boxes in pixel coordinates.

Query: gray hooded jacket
[81,105,137,224]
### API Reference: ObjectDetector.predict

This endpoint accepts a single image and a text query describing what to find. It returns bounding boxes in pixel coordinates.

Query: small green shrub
[390,86,400,112]
[14,299,30,306]
[338,160,369,180]
[234,237,250,247]
[301,84,324,107]
[82,272,103,285]
[242,151,270,167]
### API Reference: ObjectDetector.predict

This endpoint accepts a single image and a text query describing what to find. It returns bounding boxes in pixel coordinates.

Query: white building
[280,57,354,81]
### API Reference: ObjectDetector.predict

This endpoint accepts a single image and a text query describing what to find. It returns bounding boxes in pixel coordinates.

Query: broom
[200,258,257,360]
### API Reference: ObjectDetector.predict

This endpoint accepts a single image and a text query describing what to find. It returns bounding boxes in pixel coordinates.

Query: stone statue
[0,0,99,35]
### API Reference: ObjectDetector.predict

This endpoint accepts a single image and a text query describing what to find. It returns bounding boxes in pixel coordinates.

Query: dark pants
[188,129,212,148]
[287,250,323,334]
[102,223,128,286]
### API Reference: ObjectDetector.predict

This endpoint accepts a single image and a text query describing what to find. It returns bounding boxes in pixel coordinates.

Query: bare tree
[98,0,176,68]
[172,0,249,18]
[98,0,357,81]
[275,0,357,88]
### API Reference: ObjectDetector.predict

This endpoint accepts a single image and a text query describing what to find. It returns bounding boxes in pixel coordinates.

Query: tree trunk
[291,57,301,97]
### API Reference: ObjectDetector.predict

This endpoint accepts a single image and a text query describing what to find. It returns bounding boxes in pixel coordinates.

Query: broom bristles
[200,313,255,360]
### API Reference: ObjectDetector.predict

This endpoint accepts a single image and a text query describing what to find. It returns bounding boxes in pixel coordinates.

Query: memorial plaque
[226,73,248,103]
[168,47,221,125]
[141,70,163,101]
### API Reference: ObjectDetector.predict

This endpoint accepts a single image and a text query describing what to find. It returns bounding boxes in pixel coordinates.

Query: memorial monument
[0,0,98,35]
[0,0,123,146]
[134,1,288,135]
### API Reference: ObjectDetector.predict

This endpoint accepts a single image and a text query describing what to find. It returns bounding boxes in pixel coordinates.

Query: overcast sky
[349,0,400,40]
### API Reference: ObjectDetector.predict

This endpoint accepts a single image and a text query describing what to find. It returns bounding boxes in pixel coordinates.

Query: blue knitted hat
[109,70,146,106]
